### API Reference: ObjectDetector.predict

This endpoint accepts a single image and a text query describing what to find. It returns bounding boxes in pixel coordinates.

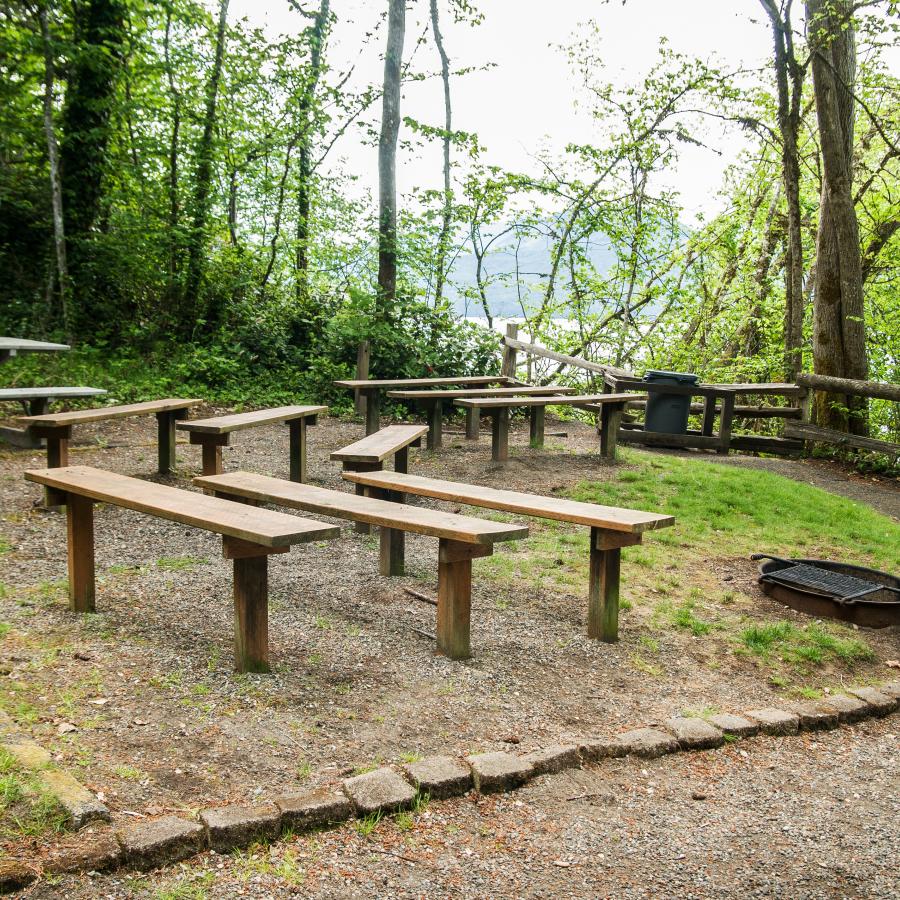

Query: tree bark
[163,6,182,314]
[377,0,406,316]
[806,0,868,434]
[37,3,69,339]
[183,0,229,335]
[430,0,452,308]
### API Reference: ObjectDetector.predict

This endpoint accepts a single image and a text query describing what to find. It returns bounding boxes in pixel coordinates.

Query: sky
[224,1,884,224]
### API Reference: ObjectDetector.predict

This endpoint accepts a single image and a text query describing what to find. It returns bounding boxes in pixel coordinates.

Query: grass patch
[156,556,207,572]
[0,748,69,840]
[738,621,874,670]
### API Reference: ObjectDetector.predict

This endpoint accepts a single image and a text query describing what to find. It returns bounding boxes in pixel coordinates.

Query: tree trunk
[59,0,126,338]
[806,0,868,434]
[182,0,229,335]
[430,0,452,308]
[37,4,69,339]
[163,7,182,314]
[295,0,330,305]
[377,0,406,316]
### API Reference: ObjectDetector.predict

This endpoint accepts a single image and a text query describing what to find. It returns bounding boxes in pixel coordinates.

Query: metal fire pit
[752,555,900,628]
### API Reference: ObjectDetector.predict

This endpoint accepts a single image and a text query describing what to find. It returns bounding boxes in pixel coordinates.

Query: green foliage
[739,621,874,668]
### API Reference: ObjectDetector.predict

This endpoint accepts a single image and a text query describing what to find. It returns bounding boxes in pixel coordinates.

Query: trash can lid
[643,370,700,383]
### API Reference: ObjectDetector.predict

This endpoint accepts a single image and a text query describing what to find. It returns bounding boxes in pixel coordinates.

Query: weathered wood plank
[19,398,201,428]
[24,466,339,547]
[588,533,619,642]
[66,494,95,613]
[177,405,326,435]
[386,386,573,400]
[335,376,515,389]
[784,421,900,454]
[795,373,900,402]
[437,538,478,660]
[330,425,427,464]
[340,470,674,533]
[454,393,640,409]
[0,387,106,402]
[233,555,269,673]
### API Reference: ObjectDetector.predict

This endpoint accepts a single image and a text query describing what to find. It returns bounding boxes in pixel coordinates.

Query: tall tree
[430,0,452,308]
[758,0,807,380]
[806,0,868,433]
[377,0,406,315]
[59,0,127,336]
[182,0,229,334]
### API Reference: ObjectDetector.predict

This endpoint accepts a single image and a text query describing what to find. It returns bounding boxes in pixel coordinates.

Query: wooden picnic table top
[453,393,641,409]
[330,424,427,463]
[24,466,339,547]
[0,337,70,354]
[342,470,675,534]
[386,386,575,400]
[195,471,529,545]
[0,387,107,401]
[177,405,326,435]
[19,397,202,428]
[335,376,515,390]
[608,376,738,398]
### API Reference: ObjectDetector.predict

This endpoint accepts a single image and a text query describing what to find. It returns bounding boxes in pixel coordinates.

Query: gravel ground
[0,408,897,887]
[20,715,900,899]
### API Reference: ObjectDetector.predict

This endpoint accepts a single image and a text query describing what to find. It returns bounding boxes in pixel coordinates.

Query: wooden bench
[177,405,326,482]
[18,399,202,504]
[331,425,427,535]
[194,471,529,660]
[334,376,517,435]
[453,393,642,462]
[0,387,107,448]
[24,466,340,672]
[386,385,576,448]
[341,469,674,642]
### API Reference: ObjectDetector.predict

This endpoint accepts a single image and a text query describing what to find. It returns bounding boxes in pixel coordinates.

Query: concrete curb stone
[200,803,281,853]
[403,755,472,799]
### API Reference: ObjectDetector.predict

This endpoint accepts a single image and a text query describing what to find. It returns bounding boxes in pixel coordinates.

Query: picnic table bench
[18,399,202,502]
[334,376,518,435]
[24,466,340,672]
[195,471,529,660]
[386,385,577,448]
[341,469,674,642]
[453,393,642,462]
[330,424,427,534]
[0,387,108,448]
[0,336,70,364]
[177,405,326,482]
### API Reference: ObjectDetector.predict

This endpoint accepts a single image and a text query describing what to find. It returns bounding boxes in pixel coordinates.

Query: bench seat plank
[335,376,515,389]
[177,405,326,435]
[331,425,428,464]
[25,466,338,547]
[0,387,107,401]
[340,470,673,534]
[453,393,641,409]
[19,397,201,427]
[386,386,576,400]
[194,471,528,545]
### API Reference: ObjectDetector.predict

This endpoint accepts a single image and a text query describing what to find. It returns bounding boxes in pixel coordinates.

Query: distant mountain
[444,230,619,318]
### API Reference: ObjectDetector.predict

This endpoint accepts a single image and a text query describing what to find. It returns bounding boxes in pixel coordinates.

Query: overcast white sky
[227,1,892,223]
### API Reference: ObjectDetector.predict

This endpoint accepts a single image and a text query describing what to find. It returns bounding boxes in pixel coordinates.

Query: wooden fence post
[355,340,370,417]
[500,323,518,379]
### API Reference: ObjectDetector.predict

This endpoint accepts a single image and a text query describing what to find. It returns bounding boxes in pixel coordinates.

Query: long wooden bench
[24,466,340,672]
[194,471,529,660]
[177,405,326,482]
[341,469,674,642]
[18,399,202,494]
[386,385,577,447]
[331,425,427,535]
[0,387,108,448]
[453,393,643,461]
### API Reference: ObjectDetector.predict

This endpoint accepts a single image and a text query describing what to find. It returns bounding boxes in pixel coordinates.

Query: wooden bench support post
[30,425,71,507]
[364,389,380,435]
[223,536,289,674]
[427,401,443,450]
[600,405,623,460]
[377,491,406,576]
[156,411,179,474]
[701,396,717,437]
[342,461,382,534]
[587,529,641,642]
[529,407,545,448]
[718,393,735,455]
[437,540,492,660]
[190,433,228,477]
[66,494,95,612]
[465,406,480,441]
[490,408,510,463]
[288,417,312,483]
[394,445,409,474]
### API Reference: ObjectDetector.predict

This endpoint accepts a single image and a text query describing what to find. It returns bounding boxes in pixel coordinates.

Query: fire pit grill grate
[760,563,886,599]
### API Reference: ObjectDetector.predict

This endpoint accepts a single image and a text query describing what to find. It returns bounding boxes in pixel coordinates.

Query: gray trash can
[643,370,699,435]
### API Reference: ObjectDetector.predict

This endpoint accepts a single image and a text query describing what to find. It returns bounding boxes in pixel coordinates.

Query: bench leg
[343,461,381,534]
[288,419,308,483]
[364,389,380,435]
[427,401,442,450]
[200,440,224,477]
[395,445,408,474]
[465,406,480,441]
[600,406,623,460]
[156,411,178,474]
[40,426,71,508]
[718,393,735,455]
[529,407,545,448]
[233,554,269,673]
[436,540,492,660]
[66,495,95,613]
[701,396,717,437]
[587,527,621,642]
[379,526,405,576]
[491,409,509,463]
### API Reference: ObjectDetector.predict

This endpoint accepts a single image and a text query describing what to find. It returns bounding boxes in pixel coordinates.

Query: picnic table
[0,336,70,364]
[334,376,518,435]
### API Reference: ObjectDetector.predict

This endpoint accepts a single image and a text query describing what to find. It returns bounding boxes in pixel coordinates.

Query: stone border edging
[1,680,898,893]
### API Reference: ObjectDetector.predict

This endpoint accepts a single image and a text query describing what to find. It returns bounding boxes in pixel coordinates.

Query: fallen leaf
[133,718,149,726]
[88,698,109,706]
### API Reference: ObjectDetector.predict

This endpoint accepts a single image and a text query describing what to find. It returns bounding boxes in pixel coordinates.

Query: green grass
[738,621,874,668]
[156,556,207,572]
[0,748,69,840]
